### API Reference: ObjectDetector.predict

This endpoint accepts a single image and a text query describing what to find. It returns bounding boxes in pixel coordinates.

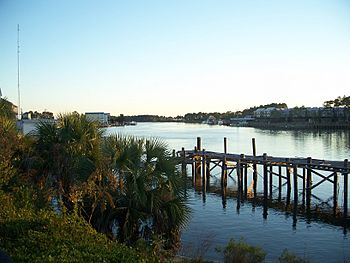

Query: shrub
[220,238,266,263]
[278,249,309,263]
[0,192,145,263]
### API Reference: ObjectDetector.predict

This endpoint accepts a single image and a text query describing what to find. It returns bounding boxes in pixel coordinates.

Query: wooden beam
[202,149,207,192]
[224,137,227,154]
[310,172,336,190]
[286,160,291,199]
[293,165,298,203]
[252,138,257,196]
[221,157,227,187]
[344,159,348,217]
[263,153,268,199]
[306,157,312,211]
[269,165,273,198]
[278,165,282,201]
[333,171,338,216]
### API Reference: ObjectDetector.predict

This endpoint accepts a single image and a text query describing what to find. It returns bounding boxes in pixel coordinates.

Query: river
[105,122,350,262]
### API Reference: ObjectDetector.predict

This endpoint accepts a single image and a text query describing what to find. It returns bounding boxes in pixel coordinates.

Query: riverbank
[247,120,350,130]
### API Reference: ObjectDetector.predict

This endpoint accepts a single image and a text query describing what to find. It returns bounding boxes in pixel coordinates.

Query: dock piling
[180,138,348,221]
[344,159,348,218]
[293,165,298,204]
[252,138,257,196]
[263,153,268,199]
[202,149,207,192]
[333,171,338,216]
[306,157,312,212]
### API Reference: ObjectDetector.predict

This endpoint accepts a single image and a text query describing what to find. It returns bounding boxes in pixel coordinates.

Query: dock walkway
[176,137,349,220]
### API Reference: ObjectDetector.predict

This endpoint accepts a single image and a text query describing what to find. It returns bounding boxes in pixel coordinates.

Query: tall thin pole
[17,24,21,119]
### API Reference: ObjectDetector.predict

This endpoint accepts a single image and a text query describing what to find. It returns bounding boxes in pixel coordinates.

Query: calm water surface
[105,122,350,262]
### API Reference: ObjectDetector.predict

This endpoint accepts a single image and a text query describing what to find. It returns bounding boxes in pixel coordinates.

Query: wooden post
[252,138,258,196]
[262,154,268,219]
[237,158,242,193]
[344,159,348,218]
[202,149,207,192]
[252,138,256,156]
[221,157,227,187]
[172,149,176,158]
[269,165,273,198]
[286,162,291,206]
[306,157,312,212]
[224,137,227,154]
[240,154,245,193]
[197,137,202,152]
[244,160,248,197]
[302,167,306,206]
[293,165,298,204]
[192,146,197,186]
[222,137,228,188]
[181,147,186,175]
[263,153,268,199]
[206,157,211,189]
[333,171,338,216]
[278,166,282,201]
[195,138,201,184]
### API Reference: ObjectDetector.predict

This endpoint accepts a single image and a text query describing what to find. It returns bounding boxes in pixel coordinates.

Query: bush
[221,238,266,263]
[0,192,145,263]
[278,249,309,263]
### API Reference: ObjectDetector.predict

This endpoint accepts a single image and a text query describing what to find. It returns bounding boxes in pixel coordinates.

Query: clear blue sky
[1,0,350,116]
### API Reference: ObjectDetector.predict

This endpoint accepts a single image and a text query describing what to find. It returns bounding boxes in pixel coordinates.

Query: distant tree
[323,95,350,108]
[0,98,16,119]
[116,114,125,124]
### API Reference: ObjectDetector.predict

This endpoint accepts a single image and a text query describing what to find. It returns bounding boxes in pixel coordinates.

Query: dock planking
[176,137,349,221]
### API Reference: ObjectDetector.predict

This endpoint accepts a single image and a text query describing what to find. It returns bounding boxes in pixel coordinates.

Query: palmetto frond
[100,134,190,244]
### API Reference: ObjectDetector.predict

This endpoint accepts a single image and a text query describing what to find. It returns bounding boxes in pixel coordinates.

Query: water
[105,122,350,262]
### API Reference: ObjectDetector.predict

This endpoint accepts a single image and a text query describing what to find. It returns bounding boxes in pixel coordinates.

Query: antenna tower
[17,24,21,120]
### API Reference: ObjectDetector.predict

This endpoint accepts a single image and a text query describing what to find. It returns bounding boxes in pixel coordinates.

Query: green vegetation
[0,99,319,262]
[323,95,350,108]
[0,106,190,261]
[0,193,144,262]
[217,238,266,263]
[0,97,17,120]
[214,238,309,263]
[112,96,349,128]
[278,249,309,263]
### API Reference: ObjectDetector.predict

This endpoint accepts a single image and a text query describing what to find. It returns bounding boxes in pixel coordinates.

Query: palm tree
[33,113,103,211]
[32,116,190,247]
[90,135,191,248]
[0,104,19,187]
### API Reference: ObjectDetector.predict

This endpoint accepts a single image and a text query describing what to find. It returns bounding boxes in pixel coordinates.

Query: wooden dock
[176,137,349,220]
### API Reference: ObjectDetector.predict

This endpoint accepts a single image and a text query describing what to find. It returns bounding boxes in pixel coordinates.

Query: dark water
[105,123,350,262]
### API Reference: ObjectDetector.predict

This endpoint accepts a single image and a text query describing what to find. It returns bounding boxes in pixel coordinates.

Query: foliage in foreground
[214,238,309,263]
[278,249,310,263]
[0,111,191,261]
[221,238,266,263]
[0,191,145,263]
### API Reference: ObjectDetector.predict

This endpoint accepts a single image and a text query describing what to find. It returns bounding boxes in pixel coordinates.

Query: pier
[176,137,349,224]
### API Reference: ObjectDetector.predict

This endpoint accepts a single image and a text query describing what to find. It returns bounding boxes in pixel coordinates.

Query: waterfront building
[85,112,110,126]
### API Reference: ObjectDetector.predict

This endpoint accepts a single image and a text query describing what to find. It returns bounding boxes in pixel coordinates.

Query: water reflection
[105,123,350,262]
[193,178,350,230]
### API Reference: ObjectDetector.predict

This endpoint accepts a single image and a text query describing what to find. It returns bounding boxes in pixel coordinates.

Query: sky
[1,0,350,117]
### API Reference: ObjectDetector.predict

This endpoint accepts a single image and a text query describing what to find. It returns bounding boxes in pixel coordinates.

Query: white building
[85,112,110,126]
[17,119,56,135]
[254,107,277,118]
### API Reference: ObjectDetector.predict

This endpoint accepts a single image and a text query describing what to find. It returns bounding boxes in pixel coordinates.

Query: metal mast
[17,24,21,119]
